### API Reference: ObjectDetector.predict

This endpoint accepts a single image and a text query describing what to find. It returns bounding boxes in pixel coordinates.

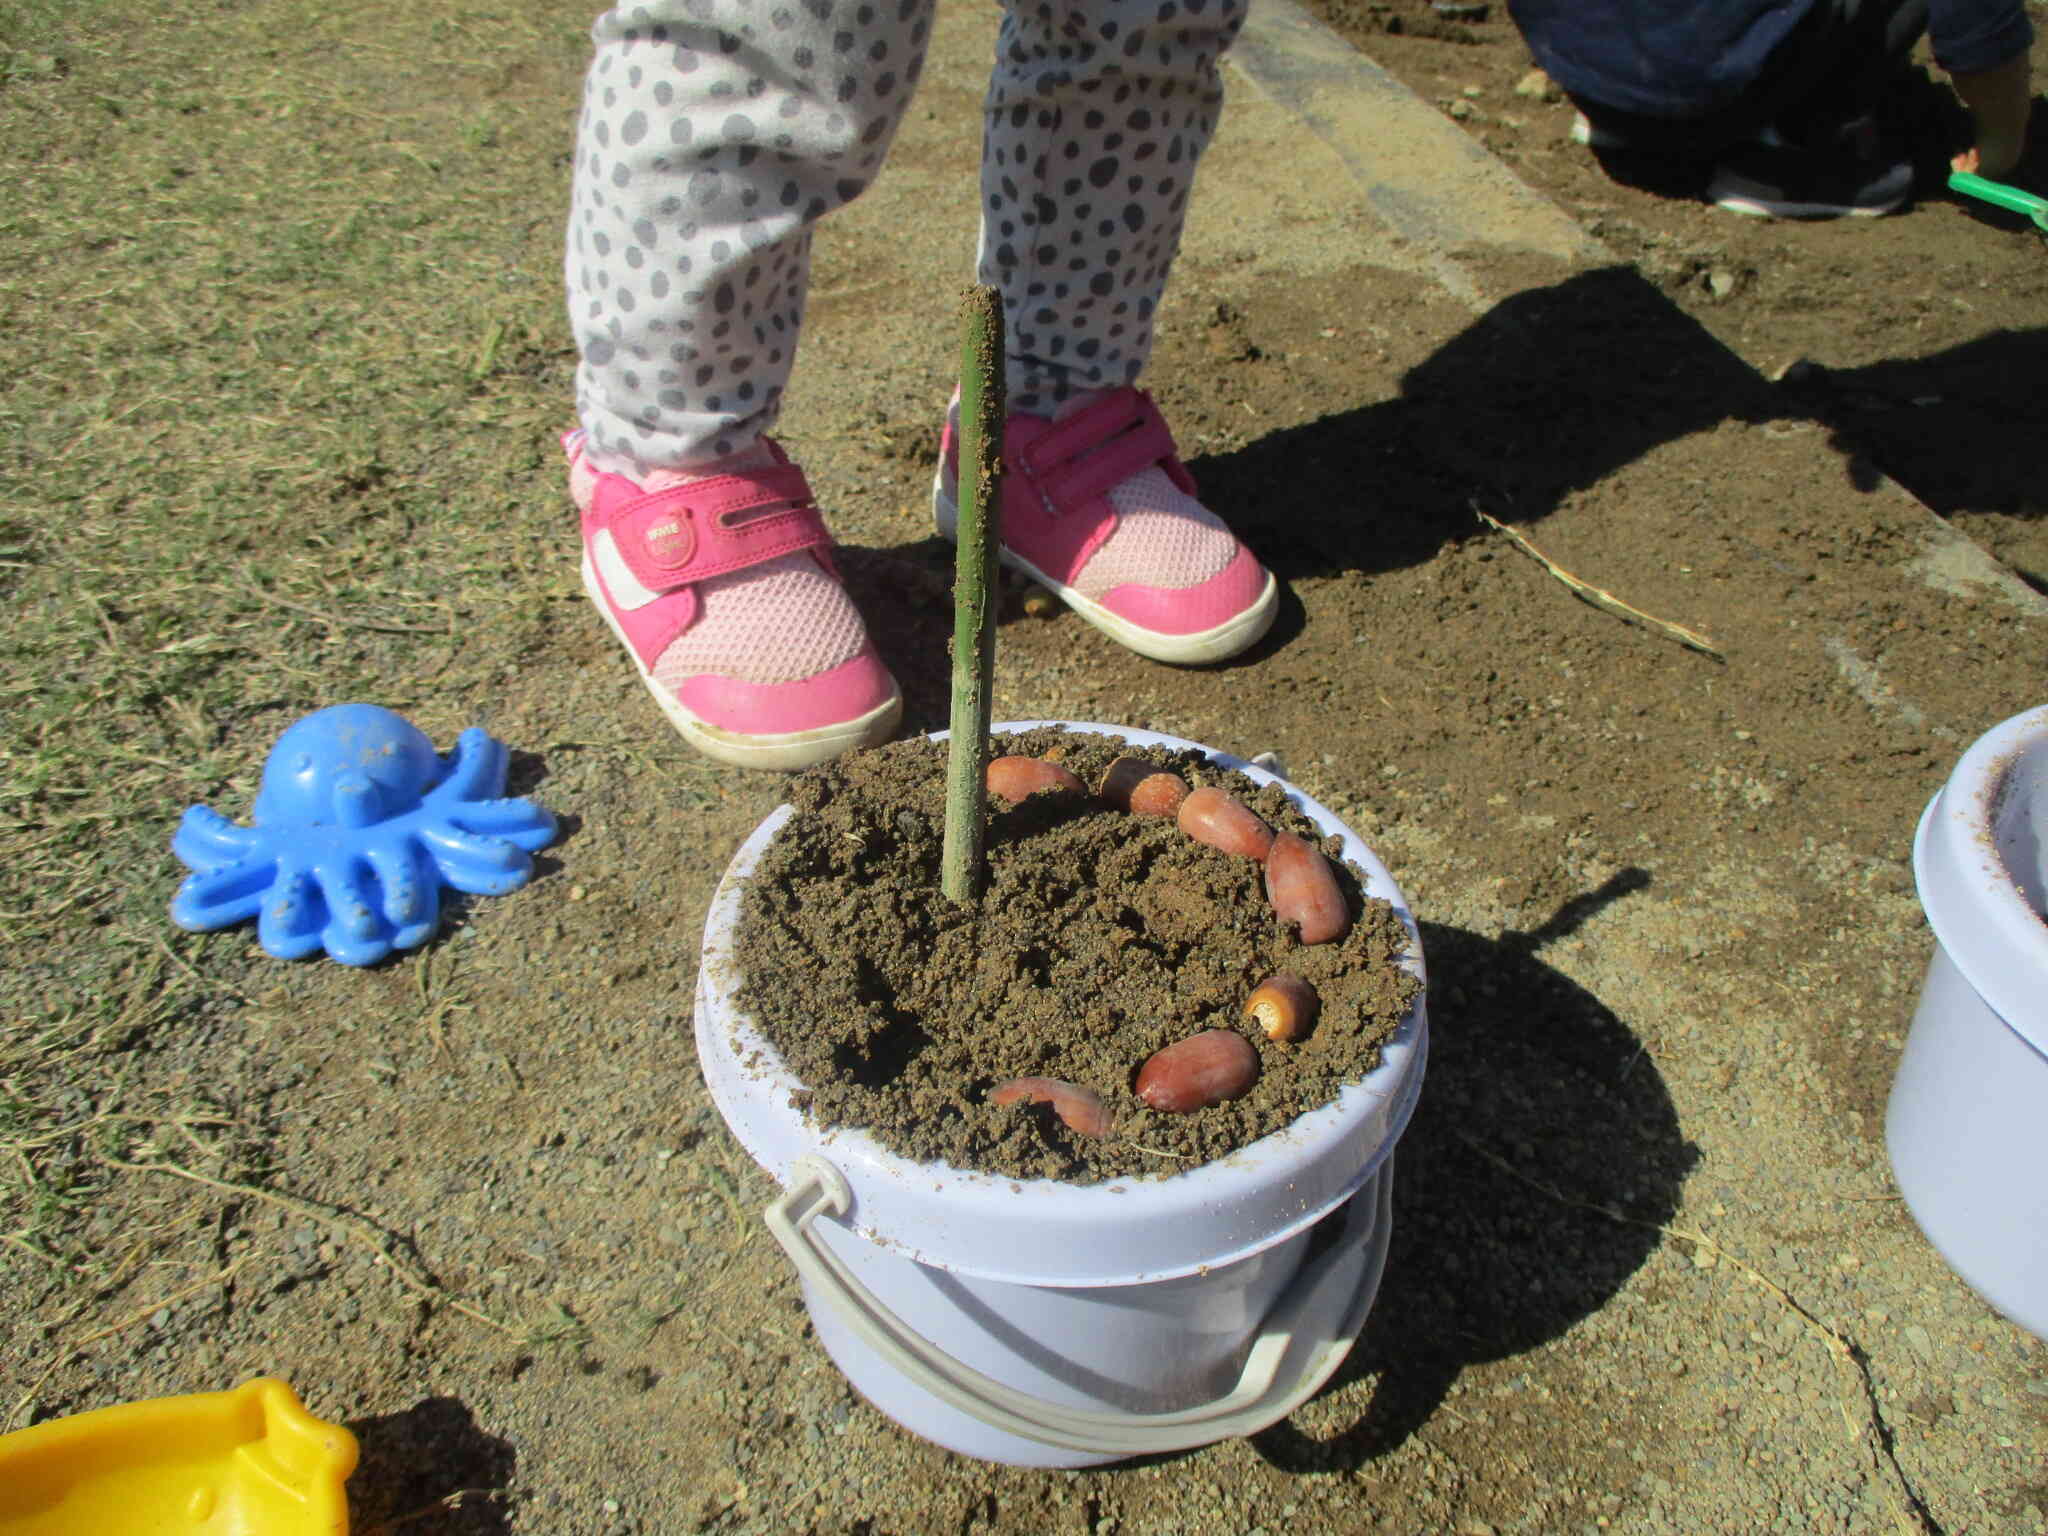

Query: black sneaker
[1707,118,1912,218]
[1571,112,1718,199]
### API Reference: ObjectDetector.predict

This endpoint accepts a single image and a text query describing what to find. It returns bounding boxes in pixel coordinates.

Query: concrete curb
[1229,0,1605,306]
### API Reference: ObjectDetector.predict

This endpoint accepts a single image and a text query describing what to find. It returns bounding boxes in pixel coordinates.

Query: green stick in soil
[941,285,1005,904]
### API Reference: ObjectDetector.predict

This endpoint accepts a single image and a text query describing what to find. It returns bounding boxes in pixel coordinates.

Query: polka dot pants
[567,0,1246,473]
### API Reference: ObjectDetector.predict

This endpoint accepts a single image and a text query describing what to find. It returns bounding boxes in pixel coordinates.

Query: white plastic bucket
[693,723,1428,1466]
[1887,702,2048,1339]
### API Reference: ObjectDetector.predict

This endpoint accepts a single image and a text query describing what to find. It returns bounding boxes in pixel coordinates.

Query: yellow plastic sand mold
[0,1378,356,1536]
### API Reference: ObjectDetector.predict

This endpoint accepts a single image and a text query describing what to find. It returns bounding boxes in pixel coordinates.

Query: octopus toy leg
[443,796,559,849]
[417,822,534,897]
[170,855,278,933]
[256,864,329,961]
[317,854,399,967]
[172,804,262,869]
[362,839,442,953]
[435,728,511,803]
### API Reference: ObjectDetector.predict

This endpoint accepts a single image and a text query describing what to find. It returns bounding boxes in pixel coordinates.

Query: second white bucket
[693,723,1429,1466]
[1887,702,2048,1339]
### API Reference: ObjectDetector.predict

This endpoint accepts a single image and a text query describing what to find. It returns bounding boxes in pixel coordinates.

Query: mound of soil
[732,727,1421,1183]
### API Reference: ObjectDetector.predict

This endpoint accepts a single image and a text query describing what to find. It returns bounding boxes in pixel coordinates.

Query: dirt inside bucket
[731,726,1421,1183]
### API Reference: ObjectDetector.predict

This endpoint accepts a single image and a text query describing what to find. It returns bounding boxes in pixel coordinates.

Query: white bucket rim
[693,721,1429,1288]
[1913,702,2048,1051]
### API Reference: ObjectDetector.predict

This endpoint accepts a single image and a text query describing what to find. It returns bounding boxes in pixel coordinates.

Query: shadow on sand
[345,1396,518,1535]
[1252,870,1698,1471]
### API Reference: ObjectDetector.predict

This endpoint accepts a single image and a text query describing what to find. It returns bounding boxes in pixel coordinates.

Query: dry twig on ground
[1473,504,1723,658]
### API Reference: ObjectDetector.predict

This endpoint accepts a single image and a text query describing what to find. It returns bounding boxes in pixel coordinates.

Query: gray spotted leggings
[568,0,1247,472]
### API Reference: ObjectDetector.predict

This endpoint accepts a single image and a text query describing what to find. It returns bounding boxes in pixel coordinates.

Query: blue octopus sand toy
[170,704,558,966]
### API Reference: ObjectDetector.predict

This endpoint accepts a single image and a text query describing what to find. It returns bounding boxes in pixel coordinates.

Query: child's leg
[1565,0,1929,158]
[565,0,935,768]
[935,0,1277,667]
[1780,0,1929,136]
[1703,0,1925,217]
[568,0,936,474]
[977,0,1249,414]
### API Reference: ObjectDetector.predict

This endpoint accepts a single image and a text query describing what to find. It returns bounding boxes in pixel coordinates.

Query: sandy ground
[5,1,2047,1533]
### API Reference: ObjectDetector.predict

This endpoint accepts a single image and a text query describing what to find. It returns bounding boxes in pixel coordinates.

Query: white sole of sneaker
[932,474,1278,666]
[1711,193,1901,219]
[1708,152,1912,220]
[581,554,902,772]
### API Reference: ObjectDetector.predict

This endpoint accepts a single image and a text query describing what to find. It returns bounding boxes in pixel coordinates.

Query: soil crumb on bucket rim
[732,728,1421,1183]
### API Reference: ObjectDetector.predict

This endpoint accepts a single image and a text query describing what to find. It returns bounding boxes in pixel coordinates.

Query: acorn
[1099,757,1190,817]
[1135,1029,1260,1113]
[985,755,1086,803]
[989,1076,1116,1138]
[1265,832,1350,944]
[1244,973,1319,1042]
[1177,787,1275,859]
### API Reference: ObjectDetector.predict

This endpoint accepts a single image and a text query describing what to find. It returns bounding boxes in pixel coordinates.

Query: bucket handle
[763,1153,1394,1456]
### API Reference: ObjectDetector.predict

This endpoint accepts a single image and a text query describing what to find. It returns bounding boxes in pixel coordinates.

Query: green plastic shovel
[1949,170,2048,231]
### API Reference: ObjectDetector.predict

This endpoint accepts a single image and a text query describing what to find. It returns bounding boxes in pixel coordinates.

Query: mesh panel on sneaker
[574,437,872,690]
[649,554,869,690]
[1029,389,1241,598]
[1072,465,1238,598]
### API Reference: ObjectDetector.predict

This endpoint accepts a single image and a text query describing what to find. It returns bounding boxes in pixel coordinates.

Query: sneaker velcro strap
[605,464,831,590]
[1016,387,1198,512]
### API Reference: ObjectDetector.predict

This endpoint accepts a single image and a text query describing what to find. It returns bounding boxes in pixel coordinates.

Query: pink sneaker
[933,387,1277,664]
[568,430,902,770]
